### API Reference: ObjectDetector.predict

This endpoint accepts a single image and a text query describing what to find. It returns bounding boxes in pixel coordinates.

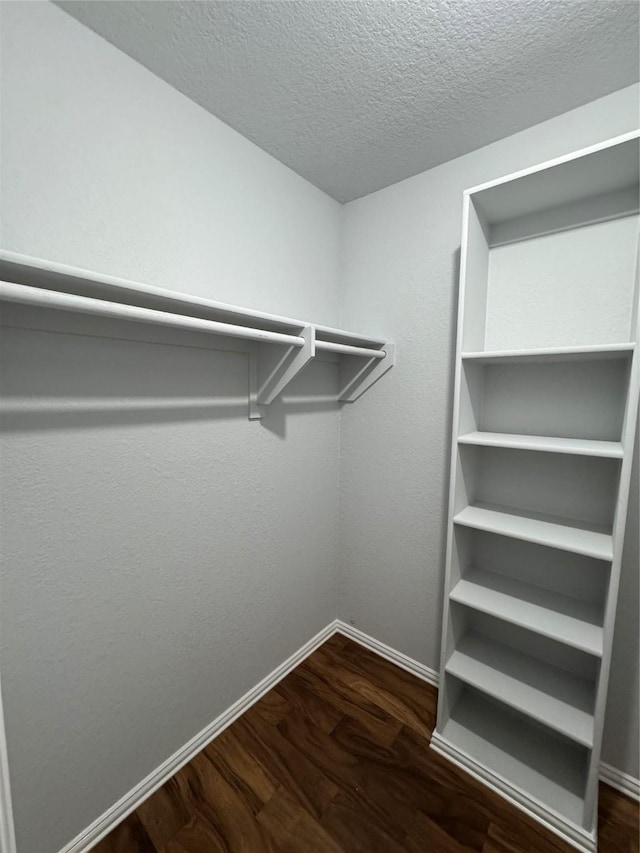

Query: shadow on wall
[0,315,340,437]
[436,247,462,629]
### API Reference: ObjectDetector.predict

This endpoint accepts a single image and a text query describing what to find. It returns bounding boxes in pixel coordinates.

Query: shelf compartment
[446,631,596,747]
[439,683,589,828]
[459,356,630,442]
[454,504,613,561]
[450,567,604,657]
[454,445,619,557]
[457,432,623,459]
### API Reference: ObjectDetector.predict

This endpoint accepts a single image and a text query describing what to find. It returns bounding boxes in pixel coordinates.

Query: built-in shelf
[460,343,635,364]
[453,504,613,561]
[437,688,588,828]
[457,432,623,459]
[446,632,596,747]
[436,131,640,852]
[450,568,604,657]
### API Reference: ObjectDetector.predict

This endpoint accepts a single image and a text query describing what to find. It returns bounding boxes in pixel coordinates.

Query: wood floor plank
[273,671,343,734]
[405,808,473,852]
[242,684,291,726]
[158,817,228,853]
[93,813,156,853]
[599,782,640,833]
[336,635,438,732]
[319,788,411,853]
[234,706,339,820]
[484,820,574,853]
[310,642,433,739]
[93,636,640,853]
[203,726,277,808]
[320,633,347,654]
[330,714,491,850]
[257,785,345,853]
[294,655,403,746]
[180,751,278,851]
[278,708,428,847]
[135,775,192,850]
[329,715,446,819]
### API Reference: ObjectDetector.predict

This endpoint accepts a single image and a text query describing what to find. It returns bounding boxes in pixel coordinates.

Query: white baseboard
[58,619,340,853]
[334,620,439,687]
[431,731,596,853]
[0,683,17,853]
[599,761,640,802]
[50,619,640,853]
[334,622,640,808]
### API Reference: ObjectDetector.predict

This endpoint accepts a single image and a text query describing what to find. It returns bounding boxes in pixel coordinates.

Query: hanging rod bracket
[0,252,395,418]
[248,345,262,420]
[257,325,315,406]
[338,343,395,402]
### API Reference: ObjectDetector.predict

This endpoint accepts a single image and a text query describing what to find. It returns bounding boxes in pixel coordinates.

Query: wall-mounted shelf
[453,504,614,561]
[457,432,623,458]
[434,130,640,853]
[446,631,596,747]
[0,251,394,419]
[433,688,590,839]
[460,343,635,363]
[449,568,604,657]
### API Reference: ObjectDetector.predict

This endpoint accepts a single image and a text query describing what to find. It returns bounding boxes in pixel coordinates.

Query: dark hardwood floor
[94,634,639,852]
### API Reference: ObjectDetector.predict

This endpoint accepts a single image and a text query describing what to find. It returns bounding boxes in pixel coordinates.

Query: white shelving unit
[431,131,640,853]
[0,251,394,417]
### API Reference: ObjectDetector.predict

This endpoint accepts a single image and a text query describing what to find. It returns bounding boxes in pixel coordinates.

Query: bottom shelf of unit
[432,687,594,850]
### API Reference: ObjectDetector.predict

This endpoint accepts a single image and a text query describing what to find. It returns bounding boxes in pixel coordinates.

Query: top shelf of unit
[461,343,635,365]
[467,131,639,227]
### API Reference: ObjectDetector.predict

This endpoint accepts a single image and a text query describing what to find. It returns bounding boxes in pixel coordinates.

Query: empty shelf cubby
[445,605,598,748]
[454,445,621,556]
[459,349,631,446]
[440,680,590,829]
[449,528,608,656]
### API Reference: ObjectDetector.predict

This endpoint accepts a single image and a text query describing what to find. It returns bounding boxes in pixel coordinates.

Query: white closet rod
[0,281,385,359]
[315,340,385,359]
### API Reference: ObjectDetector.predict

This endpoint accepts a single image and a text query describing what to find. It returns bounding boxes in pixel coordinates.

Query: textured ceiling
[55,0,640,203]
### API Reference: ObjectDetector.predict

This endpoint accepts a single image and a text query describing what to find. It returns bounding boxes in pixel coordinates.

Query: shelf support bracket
[338,343,395,402]
[247,345,262,420]
[257,325,315,406]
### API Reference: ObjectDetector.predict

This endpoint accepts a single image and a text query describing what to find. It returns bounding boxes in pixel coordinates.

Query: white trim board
[599,762,640,803]
[334,621,439,687]
[0,680,16,853]
[430,731,596,853]
[23,619,634,853]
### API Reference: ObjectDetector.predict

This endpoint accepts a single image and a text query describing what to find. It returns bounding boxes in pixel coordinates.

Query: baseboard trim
[334,624,640,808]
[53,619,639,853]
[334,620,439,687]
[430,731,596,853]
[58,619,340,853]
[0,682,17,853]
[599,761,640,802]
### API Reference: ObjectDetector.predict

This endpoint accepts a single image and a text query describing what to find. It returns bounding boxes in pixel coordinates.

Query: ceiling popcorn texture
[55,0,639,202]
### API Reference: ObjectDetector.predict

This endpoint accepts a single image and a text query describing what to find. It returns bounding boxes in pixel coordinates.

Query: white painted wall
[0,4,342,852]
[338,83,640,779]
[485,215,639,350]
